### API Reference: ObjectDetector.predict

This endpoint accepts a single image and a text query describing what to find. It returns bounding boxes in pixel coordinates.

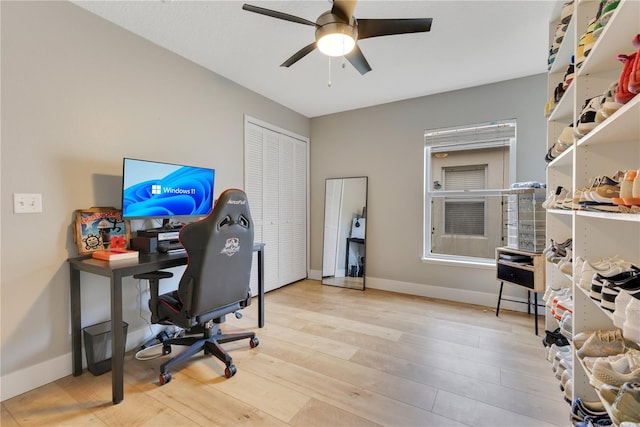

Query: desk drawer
[497,264,535,289]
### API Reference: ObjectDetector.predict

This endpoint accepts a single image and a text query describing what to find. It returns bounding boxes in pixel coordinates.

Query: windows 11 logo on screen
[122,158,215,219]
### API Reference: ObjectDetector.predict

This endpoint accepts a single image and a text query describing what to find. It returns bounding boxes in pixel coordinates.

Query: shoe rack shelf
[545,0,640,415]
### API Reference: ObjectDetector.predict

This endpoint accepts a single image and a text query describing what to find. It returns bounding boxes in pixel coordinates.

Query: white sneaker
[591,351,640,389]
[614,290,633,329]
[624,297,640,343]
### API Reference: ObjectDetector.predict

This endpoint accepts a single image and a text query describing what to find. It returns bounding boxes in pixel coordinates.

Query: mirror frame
[321,176,368,290]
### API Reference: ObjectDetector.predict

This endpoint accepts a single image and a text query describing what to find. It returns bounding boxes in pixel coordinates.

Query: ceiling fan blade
[331,0,357,22]
[357,18,433,40]
[281,42,318,68]
[345,44,372,75]
[242,4,316,27]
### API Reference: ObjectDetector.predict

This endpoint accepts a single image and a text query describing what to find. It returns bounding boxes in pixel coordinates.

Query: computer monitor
[121,158,215,226]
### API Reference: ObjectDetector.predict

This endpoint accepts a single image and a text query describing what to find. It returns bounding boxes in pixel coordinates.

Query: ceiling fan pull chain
[328,56,332,87]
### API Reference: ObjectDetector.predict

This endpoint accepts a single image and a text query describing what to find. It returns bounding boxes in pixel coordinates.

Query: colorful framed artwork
[73,207,131,255]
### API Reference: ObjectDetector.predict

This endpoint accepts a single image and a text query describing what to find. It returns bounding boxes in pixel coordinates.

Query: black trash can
[83,320,128,376]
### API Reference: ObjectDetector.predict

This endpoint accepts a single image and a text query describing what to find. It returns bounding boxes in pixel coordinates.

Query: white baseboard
[0,325,160,402]
[309,271,534,314]
[308,269,322,281]
[364,276,536,314]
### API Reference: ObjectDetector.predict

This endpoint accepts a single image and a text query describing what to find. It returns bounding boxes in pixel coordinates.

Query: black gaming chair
[142,188,258,384]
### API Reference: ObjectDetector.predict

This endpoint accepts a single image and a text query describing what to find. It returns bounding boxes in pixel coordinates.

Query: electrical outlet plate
[13,193,43,213]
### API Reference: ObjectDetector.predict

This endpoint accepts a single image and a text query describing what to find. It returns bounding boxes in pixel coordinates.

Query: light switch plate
[13,193,43,213]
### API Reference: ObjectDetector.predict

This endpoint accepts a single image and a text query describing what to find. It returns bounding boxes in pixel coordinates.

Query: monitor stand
[160,218,184,230]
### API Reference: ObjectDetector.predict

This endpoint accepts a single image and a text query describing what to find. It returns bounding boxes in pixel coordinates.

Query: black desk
[68,243,264,404]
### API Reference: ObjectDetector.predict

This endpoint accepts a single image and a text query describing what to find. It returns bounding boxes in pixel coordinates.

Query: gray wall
[309,74,547,299]
[0,0,309,395]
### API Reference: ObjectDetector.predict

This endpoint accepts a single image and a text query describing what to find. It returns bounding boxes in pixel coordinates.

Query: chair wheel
[159,372,172,385]
[249,337,259,348]
[224,364,237,378]
[162,344,172,355]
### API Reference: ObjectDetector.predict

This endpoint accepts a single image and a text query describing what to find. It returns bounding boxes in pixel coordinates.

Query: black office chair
[141,188,259,385]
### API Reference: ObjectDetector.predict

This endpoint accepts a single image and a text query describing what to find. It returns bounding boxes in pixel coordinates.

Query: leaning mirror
[322,177,367,290]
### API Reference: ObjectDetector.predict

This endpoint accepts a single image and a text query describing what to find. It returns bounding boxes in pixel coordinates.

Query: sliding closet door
[245,117,308,294]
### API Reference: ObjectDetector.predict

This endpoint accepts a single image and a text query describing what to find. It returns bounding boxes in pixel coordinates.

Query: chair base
[158,324,258,384]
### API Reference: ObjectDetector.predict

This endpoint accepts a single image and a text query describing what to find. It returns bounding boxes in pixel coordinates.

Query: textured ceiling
[73,0,561,118]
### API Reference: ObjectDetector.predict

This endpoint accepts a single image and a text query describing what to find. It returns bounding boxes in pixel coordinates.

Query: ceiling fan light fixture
[316,21,356,57]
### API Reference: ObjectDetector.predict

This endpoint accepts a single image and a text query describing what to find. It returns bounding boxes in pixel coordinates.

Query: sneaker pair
[595,82,623,124]
[579,173,624,212]
[544,237,572,261]
[600,268,640,311]
[571,397,611,425]
[575,95,603,138]
[560,1,574,25]
[576,18,597,69]
[578,256,632,290]
[542,327,570,347]
[591,350,640,389]
[593,0,620,40]
[591,264,638,302]
[576,329,628,359]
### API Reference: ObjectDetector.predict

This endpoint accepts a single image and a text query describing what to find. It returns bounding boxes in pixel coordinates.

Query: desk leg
[534,292,539,336]
[110,273,125,404]
[70,265,82,376]
[257,247,264,328]
[496,282,504,317]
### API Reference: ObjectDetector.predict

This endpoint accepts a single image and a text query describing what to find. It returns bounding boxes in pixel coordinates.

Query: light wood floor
[1,280,569,426]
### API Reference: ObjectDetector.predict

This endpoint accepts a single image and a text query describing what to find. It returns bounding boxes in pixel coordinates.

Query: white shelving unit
[545,0,640,415]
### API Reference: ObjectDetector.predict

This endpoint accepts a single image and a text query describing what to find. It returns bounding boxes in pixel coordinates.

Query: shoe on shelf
[558,252,573,275]
[611,381,640,425]
[542,327,570,348]
[583,19,598,58]
[619,170,639,206]
[631,167,640,205]
[575,95,604,138]
[580,257,631,290]
[563,378,573,404]
[592,264,637,301]
[615,290,635,329]
[597,82,623,122]
[577,329,627,359]
[557,123,574,149]
[616,52,638,105]
[560,1,574,25]
[624,296,640,343]
[596,0,620,34]
[571,396,609,424]
[601,383,622,405]
[591,351,640,389]
[555,23,568,44]
[615,170,637,205]
[590,175,621,204]
[560,311,573,340]
[563,55,575,90]
[574,330,597,350]
[554,82,566,103]
[630,34,640,94]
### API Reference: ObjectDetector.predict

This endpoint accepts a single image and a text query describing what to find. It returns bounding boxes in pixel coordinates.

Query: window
[424,120,516,262]
[443,165,487,236]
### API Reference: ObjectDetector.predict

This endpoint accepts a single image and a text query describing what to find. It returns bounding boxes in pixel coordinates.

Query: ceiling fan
[242,0,433,75]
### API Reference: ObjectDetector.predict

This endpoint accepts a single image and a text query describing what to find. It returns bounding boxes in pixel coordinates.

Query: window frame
[423,120,517,264]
